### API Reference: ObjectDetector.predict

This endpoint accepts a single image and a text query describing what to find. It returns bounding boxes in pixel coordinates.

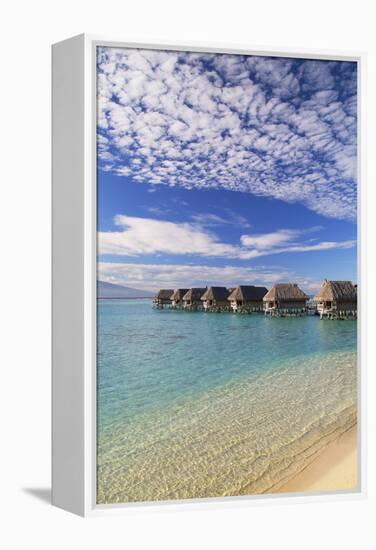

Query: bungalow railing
[318,305,357,320]
[264,306,307,317]
[234,306,264,313]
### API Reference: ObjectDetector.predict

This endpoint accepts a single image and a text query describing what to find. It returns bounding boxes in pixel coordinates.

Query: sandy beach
[275,425,357,494]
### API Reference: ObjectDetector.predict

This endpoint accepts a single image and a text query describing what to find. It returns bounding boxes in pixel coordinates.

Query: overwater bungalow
[201,287,230,311]
[228,285,268,313]
[153,289,174,308]
[263,283,308,316]
[314,280,357,319]
[182,288,207,310]
[170,288,189,308]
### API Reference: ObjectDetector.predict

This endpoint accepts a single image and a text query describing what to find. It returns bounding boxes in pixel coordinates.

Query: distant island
[97,280,154,299]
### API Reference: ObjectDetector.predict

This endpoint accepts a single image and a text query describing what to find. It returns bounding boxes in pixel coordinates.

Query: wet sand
[275,425,357,494]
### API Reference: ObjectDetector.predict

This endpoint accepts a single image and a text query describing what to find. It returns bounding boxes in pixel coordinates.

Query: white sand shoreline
[274,424,357,494]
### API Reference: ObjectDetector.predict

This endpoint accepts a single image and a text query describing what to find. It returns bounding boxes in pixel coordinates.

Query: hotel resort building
[152,280,357,320]
[170,288,189,308]
[227,285,268,312]
[263,283,308,316]
[201,287,230,311]
[153,289,173,308]
[182,288,207,310]
[314,280,357,319]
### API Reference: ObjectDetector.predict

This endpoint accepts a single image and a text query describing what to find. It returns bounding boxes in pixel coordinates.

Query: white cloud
[98,261,321,294]
[271,240,355,254]
[241,229,301,249]
[190,211,250,228]
[97,48,357,221]
[238,226,356,257]
[98,215,356,260]
[99,214,250,258]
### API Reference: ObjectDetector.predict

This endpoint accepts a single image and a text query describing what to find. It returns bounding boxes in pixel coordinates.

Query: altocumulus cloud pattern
[97,48,357,222]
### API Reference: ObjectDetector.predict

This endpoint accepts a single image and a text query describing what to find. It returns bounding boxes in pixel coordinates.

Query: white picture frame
[52,34,366,517]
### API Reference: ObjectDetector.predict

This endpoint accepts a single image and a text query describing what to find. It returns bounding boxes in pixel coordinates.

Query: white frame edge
[52,34,86,516]
[52,33,367,517]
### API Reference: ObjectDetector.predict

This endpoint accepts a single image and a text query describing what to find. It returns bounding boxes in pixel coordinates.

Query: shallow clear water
[97,299,357,504]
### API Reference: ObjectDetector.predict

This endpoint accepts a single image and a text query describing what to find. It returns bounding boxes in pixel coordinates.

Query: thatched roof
[182,288,207,301]
[171,288,189,301]
[201,286,230,301]
[314,280,357,302]
[154,289,174,300]
[228,285,268,301]
[263,283,308,302]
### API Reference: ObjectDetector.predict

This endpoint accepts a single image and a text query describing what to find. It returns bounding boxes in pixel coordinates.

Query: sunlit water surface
[97,299,357,504]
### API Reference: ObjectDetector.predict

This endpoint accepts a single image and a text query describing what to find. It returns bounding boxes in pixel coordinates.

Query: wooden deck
[264,307,307,317]
[318,306,357,320]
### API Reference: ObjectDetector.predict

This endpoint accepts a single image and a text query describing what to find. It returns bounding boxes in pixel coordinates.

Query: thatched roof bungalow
[170,288,189,307]
[263,283,308,316]
[201,287,230,311]
[182,288,207,310]
[153,289,174,308]
[228,285,268,312]
[314,280,357,319]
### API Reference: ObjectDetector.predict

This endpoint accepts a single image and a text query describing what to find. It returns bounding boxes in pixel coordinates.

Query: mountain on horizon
[97,280,154,299]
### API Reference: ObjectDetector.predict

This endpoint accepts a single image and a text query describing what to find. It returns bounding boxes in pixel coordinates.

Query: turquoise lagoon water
[97,299,357,504]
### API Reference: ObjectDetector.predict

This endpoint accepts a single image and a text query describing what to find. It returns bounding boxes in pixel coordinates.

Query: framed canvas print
[52,35,365,516]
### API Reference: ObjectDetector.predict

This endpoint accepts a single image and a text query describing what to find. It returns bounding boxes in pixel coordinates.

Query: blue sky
[97,48,357,293]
